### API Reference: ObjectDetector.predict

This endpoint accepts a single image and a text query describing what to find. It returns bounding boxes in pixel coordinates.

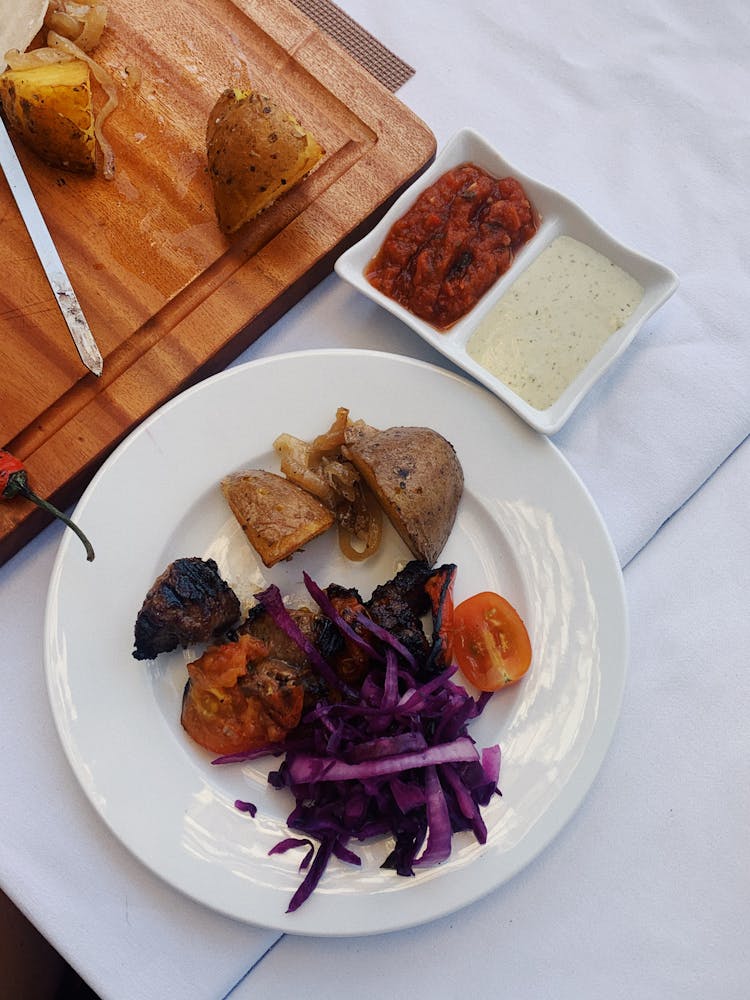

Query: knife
[0,118,103,377]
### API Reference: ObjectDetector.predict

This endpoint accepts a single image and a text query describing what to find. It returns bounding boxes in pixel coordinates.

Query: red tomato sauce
[366,163,538,330]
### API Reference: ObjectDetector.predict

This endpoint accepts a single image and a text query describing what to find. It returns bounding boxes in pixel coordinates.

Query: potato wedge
[343,422,464,566]
[206,87,324,234]
[0,58,95,173]
[221,469,335,568]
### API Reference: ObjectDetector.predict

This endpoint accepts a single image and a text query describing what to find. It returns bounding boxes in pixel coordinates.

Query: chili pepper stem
[20,485,95,561]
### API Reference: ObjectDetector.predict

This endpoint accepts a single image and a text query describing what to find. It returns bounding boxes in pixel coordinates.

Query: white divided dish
[335,128,679,435]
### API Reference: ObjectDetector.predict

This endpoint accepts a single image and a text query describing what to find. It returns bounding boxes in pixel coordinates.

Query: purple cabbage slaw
[213,573,501,913]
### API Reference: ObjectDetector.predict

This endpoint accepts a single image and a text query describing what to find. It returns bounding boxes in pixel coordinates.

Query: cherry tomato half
[449,591,532,692]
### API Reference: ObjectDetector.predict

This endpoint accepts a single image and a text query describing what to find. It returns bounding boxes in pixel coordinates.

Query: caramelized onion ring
[337,489,382,562]
[276,410,385,562]
[3,47,73,69]
[48,30,117,179]
[70,5,108,51]
[308,407,349,467]
[44,11,83,40]
[44,2,108,51]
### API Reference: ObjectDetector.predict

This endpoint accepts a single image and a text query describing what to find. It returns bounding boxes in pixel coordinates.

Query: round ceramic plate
[44,349,627,935]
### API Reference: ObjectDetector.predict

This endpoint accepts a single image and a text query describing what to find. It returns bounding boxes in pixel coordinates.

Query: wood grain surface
[0,0,435,565]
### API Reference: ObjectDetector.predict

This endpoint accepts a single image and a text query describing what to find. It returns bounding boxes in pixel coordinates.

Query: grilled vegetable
[206,87,324,234]
[0,58,96,173]
[181,634,305,756]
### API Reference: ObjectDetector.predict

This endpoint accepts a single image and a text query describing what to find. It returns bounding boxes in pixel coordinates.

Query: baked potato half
[221,468,335,568]
[0,58,96,173]
[206,87,324,234]
[343,422,464,566]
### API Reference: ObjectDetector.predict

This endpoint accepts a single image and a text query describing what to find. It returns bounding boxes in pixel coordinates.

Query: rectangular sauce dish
[335,127,679,435]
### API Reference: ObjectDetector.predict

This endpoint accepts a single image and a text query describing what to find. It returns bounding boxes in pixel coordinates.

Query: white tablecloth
[1,1,748,998]
[229,433,750,999]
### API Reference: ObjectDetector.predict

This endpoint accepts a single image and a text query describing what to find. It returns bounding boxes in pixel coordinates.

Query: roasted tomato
[424,563,457,671]
[448,591,532,691]
[181,634,304,755]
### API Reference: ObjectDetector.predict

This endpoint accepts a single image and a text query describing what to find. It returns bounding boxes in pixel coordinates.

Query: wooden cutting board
[0,0,435,565]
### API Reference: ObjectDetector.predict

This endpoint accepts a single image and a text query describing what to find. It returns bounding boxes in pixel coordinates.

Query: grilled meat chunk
[365,560,433,664]
[240,604,329,708]
[133,557,241,661]
[364,560,458,675]
[368,560,433,615]
[240,657,306,719]
[241,603,318,666]
[241,583,374,697]
[325,583,371,686]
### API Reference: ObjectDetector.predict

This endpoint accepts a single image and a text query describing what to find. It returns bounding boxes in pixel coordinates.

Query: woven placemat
[288,0,415,91]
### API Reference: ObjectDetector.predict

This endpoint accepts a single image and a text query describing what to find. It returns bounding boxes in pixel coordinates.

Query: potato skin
[343,424,464,566]
[0,59,95,173]
[206,87,324,234]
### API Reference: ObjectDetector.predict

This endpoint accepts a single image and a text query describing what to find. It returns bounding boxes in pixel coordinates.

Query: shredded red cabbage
[213,743,285,765]
[269,837,316,870]
[413,764,452,866]
[303,572,382,663]
[286,736,479,784]
[254,583,356,699]
[353,611,419,669]
[220,569,500,912]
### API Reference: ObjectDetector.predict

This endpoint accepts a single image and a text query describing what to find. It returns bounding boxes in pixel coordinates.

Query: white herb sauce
[466,235,643,409]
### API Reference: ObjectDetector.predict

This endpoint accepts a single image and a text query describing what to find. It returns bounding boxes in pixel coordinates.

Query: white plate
[44,349,627,935]
[335,128,679,435]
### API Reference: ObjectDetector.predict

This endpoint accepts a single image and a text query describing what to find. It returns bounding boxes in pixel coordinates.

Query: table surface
[1,1,748,998]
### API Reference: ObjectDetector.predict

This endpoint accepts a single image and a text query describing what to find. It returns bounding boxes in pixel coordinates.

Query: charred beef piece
[241,603,318,666]
[365,560,434,664]
[240,604,329,708]
[238,658,308,728]
[324,583,363,614]
[231,560,456,704]
[133,557,241,660]
[364,560,458,676]
[368,560,433,614]
[241,586,371,703]
[325,583,371,686]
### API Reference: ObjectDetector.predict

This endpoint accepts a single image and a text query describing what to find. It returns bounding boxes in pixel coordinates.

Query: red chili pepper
[1,449,95,561]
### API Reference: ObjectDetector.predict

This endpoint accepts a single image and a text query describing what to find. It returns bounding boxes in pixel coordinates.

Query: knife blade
[0,118,103,377]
